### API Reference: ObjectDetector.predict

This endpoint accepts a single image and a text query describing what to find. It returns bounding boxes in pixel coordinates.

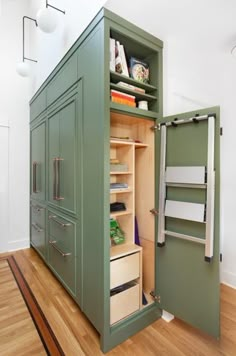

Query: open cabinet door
[156,106,220,337]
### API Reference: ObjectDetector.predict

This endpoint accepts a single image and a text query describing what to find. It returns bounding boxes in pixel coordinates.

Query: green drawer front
[48,241,76,295]
[48,211,76,295]
[31,204,46,259]
[31,203,46,227]
[48,212,75,255]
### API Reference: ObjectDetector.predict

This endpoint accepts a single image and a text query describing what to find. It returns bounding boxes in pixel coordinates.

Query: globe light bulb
[16,61,30,77]
[36,7,58,33]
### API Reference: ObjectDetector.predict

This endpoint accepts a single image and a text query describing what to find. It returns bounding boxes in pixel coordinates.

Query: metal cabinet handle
[53,158,57,200]
[32,222,43,232]
[49,240,71,257]
[32,162,39,193]
[53,157,64,201]
[31,204,45,213]
[48,214,71,228]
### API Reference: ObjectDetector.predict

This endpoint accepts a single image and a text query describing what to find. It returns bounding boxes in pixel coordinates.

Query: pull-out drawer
[110,283,140,324]
[31,203,46,259]
[48,211,76,295]
[48,212,75,255]
[31,203,46,227]
[110,252,140,289]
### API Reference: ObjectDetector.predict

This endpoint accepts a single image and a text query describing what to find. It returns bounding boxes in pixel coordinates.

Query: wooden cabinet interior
[110,112,155,323]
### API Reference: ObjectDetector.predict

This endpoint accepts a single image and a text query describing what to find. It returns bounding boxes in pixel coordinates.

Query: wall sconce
[16,16,38,77]
[36,0,65,33]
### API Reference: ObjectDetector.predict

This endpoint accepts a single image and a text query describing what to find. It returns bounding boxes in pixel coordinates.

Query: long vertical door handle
[53,158,58,200]
[32,162,37,193]
[56,158,64,201]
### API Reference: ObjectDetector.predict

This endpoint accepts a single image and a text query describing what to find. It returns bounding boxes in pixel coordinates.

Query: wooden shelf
[110,210,132,218]
[110,188,132,194]
[110,171,132,175]
[110,71,157,93]
[110,83,157,102]
[110,139,148,149]
[110,102,157,120]
[110,243,142,261]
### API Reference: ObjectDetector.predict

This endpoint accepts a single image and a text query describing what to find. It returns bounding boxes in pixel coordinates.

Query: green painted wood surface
[47,54,78,107]
[77,22,105,333]
[48,94,77,215]
[48,210,76,296]
[30,202,46,259]
[31,121,46,202]
[30,89,47,122]
[156,107,220,338]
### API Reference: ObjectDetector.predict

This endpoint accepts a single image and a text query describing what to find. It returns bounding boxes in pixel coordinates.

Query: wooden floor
[1,248,236,356]
[0,256,45,356]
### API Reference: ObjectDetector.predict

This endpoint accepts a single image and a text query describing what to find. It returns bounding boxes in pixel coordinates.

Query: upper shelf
[110,71,157,94]
[110,83,157,102]
[110,102,157,120]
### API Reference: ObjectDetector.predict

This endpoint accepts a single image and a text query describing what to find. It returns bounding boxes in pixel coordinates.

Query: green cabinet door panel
[156,107,220,338]
[48,111,60,206]
[48,95,77,215]
[31,121,46,202]
[30,202,46,259]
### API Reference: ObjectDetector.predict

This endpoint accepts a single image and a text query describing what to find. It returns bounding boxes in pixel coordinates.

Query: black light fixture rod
[46,0,65,14]
[24,57,38,63]
[22,16,38,63]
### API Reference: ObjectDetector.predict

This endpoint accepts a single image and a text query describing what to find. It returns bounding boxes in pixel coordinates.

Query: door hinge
[220,253,223,262]
[150,290,161,303]
[150,124,160,131]
[150,208,158,216]
[220,127,223,136]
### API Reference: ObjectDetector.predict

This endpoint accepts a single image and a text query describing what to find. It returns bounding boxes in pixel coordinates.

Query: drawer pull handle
[31,204,45,212]
[49,215,71,228]
[32,222,43,233]
[49,240,71,257]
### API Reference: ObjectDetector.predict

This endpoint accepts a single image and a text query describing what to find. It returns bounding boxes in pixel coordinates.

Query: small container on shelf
[138,101,148,110]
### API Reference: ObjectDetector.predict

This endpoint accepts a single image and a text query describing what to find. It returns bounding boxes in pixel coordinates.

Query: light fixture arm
[46,0,65,14]
[23,16,38,63]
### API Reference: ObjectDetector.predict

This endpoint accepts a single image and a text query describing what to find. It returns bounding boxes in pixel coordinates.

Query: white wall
[0,122,9,252]
[29,0,107,95]
[0,0,30,251]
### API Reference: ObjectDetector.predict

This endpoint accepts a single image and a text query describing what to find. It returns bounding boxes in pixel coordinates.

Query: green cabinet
[29,7,220,353]
[31,120,46,202]
[48,94,77,215]
[30,119,46,259]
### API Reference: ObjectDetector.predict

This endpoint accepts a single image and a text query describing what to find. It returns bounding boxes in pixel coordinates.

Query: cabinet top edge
[30,6,163,106]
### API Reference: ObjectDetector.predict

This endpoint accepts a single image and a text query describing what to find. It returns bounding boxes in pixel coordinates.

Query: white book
[119,44,129,77]
[110,38,116,72]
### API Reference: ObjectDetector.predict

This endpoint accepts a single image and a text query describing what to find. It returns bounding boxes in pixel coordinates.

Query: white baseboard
[8,239,30,252]
[221,270,236,289]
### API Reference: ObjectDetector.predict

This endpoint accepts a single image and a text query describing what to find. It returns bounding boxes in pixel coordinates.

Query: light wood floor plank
[0,256,46,356]
[1,248,236,355]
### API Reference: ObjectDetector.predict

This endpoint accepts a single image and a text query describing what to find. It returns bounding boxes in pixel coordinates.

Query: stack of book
[111,89,136,107]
